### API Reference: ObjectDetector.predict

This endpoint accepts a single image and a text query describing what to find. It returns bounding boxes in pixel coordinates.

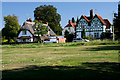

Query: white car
[72,38,89,42]
[43,41,56,43]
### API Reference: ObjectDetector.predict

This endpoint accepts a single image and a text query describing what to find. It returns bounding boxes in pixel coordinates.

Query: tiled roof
[65,22,76,28]
[104,19,112,29]
[95,14,106,25]
[80,14,111,27]
[82,15,90,22]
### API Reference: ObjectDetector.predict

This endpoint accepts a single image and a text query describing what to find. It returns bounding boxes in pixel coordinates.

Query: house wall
[17,30,33,42]
[17,38,33,42]
[76,17,106,39]
[62,27,75,36]
[76,32,81,38]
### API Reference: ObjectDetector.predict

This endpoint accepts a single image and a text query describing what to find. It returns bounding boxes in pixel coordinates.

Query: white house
[17,18,56,42]
[62,20,76,36]
[76,9,112,39]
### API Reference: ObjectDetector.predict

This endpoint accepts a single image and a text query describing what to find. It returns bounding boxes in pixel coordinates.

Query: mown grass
[2,41,120,80]
[1,40,120,48]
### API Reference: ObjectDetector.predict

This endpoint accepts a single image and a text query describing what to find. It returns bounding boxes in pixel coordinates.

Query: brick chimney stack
[69,20,71,24]
[90,9,94,19]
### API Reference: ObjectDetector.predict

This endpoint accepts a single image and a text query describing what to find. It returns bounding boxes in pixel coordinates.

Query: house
[76,9,112,39]
[17,18,56,42]
[62,20,76,36]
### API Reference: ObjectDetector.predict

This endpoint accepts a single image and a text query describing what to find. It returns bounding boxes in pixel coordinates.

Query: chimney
[69,20,71,24]
[29,18,32,22]
[76,16,79,23]
[90,9,94,19]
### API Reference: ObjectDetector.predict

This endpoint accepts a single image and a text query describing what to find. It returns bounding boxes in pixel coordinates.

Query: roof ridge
[95,14,106,25]
[82,15,90,22]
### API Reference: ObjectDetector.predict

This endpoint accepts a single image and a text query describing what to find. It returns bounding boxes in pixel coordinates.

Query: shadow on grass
[2,62,120,80]
[83,45,120,51]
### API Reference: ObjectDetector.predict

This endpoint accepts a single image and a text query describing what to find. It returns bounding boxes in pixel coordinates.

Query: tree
[64,30,69,42]
[72,17,75,23]
[113,14,120,40]
[34,5,62,35]
[100,32,106,40]
[34,22,48,43]
[64,30,75,42]
[113,4,120,40]
[2,14,20,43]
[81,26,86,39]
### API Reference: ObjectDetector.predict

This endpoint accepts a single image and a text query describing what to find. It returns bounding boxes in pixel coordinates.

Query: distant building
[76,9,112,39]
[17,18,56,42]
[62,20,76,36]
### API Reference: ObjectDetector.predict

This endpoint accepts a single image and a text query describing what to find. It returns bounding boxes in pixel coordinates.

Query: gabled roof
[65,21,76,28]
[104,19,112,29]
[80,14,94,23]
[18,21,56,37]
[47,26,56,36]
[94,14,106,25]
[77,9,111,29]
[104,19,112,25]
[80,15,90,22]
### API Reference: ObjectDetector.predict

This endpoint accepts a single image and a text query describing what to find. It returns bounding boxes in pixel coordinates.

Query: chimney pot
[69,20,71,23]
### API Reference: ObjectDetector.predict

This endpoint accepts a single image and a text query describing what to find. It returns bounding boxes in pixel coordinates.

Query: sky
[1,2,118,30]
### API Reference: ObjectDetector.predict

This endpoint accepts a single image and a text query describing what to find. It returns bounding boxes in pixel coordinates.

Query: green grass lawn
[2,41,120,80]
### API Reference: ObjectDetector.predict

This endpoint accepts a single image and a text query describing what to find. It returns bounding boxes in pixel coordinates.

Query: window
[22,30,27,35]
[97,33,99,38]
[94,33,97,38]
[94,33,99,38]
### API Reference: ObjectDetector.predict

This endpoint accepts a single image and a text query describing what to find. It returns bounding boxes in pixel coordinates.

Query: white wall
[76,31,103,39]
[76,32,81,38]
[103,25,106,32]
[62,27,75,36]
[17,38,33,42]
[18,30,33,42]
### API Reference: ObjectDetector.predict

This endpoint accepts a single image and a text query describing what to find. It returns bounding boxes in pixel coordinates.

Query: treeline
[1,5,63,43]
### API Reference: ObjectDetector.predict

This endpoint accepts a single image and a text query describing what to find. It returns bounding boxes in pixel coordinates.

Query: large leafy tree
[2,14,20,43]
[34,5,62,35]
[34,22,48,43]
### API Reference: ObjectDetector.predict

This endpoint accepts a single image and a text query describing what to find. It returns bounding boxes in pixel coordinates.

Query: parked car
[72,38,89,42]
